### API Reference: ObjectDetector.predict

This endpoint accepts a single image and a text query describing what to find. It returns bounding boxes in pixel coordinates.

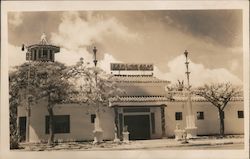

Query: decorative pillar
[113,107,120,142]
[184,50,197,139]
[38,49,40,60]
[47,49,50,61]
[160,106,166,138]
[36,49,39,61]
[92,46,104,144]
[41,48,44,61]
[31,50,34,61]
[52,50,55,62]
[118,113,123,140]
[93,110,103,144]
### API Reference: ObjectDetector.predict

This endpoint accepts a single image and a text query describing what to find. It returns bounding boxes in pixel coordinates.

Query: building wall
[151,107,163,138]
[18,99,115,143]
[165,101,244,137]
[18,99,244,142]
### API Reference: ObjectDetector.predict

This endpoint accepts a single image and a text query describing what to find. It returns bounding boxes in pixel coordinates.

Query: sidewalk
[19,136,244,151]
[102,137,244,150]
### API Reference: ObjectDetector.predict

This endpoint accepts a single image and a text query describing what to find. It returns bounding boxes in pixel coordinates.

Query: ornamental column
[184,50,197,139]
[160,106,166,138]
[92,46,104,144]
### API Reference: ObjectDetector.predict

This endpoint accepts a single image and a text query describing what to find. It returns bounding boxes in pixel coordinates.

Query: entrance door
[124,115,150,140]
[19,117,26,142]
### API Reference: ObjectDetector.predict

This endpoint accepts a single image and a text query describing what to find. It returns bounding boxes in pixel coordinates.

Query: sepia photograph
[1,1,249,159]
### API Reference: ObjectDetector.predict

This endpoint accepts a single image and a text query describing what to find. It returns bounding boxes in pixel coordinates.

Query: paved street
[18,135,244,151]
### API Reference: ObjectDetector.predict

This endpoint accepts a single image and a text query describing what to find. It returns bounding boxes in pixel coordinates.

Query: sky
[7,10,243,87]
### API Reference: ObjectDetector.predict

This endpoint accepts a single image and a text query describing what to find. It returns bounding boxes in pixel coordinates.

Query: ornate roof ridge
[112,74,170,83]
[114,74,154,77]
[111,94,243,102]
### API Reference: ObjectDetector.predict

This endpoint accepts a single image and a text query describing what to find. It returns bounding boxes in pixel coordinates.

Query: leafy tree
[165,80,185,101]
[9,63,39,148]
[9,73,20,149]
[67,58,124,143]
[195,83,241,136]
[9,62,73,146]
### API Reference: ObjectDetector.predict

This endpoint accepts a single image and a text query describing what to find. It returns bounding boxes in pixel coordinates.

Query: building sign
[111,63,154,71]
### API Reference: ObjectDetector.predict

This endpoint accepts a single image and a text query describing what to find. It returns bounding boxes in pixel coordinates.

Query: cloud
[8,44,26,69]
[55,47,92,66]
[8,12,23,27]
[51,11,138,51]
[7,11,242,88]
[164,10,242,47]
[154,55,242,87]
[99,53,122,74]
[230,59,239,72]
[49,11,139,70]
[55,48,121,74]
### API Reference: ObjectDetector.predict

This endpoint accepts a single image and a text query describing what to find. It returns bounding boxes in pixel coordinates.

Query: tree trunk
[218,108,225,137]
[47,106,54,146]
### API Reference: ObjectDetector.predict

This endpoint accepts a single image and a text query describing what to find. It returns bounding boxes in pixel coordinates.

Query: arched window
[34,49,37,60]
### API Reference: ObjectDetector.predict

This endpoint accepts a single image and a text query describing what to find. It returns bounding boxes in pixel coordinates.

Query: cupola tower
[22,33,60,62]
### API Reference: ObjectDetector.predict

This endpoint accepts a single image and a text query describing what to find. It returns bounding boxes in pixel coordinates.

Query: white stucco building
[17,73,244,143]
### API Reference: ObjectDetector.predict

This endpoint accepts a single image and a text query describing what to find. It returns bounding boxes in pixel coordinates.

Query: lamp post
[184,50,190,90]
[93,46,98,67]
[21,44,32,143]
[184,50,197,139]
[92,46,103,144]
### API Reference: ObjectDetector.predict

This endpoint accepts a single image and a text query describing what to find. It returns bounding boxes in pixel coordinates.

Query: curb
[92,141,244,150]
[106,141,244,150]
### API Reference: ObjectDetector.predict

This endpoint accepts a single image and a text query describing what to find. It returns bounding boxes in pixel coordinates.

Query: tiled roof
[112,74,170,83]
[113,96,169,102]
[111,92,244,103]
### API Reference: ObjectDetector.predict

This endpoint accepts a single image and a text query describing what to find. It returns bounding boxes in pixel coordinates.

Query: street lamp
[92,46,103,144]
[184,50,191,89]
[183,50,197,139]
[93,46,98,67]
[21,44,32,143]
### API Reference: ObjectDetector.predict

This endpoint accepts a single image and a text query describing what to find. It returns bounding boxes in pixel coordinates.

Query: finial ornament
[40,32,48,45]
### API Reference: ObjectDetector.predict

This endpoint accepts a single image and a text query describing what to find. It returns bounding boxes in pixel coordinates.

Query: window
[34,50,37,60]
[38,50,42,58]
[175,112,182,120]
[237,111,244,118]
[91,114,96,123]
[50,50,53,61]
[45,115,70,134]
[43,50,48,58]
[19,117,27,142]
[197,112,204,120]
